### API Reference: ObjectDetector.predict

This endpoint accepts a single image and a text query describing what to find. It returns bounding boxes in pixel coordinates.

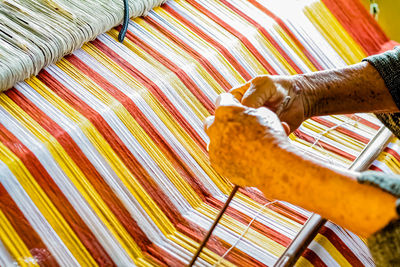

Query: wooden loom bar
[274,126,394,267]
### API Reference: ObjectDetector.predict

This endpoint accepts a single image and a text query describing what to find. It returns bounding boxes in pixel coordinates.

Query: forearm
[256,146,398,237]
[299,61,399,118]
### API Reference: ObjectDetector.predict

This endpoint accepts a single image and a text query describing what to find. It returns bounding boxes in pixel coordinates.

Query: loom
[0,0,398,266]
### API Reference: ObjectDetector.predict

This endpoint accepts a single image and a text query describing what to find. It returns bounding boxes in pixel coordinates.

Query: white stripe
[72,48,222,196]
[325,222,374,266]
[0,161,78,266]
[0,237,19,266]
[15,81,194,263]
[0,105,135,266]
[98,33,209,142]
[298,125,360,157]
[167,0,259,77]
[45,65,193,212]
[225,0,312,73]
[371,160,393,173]
[184,210,280,265]
[148,11,241,86]
[253,0,346,69]
[308,239,340,266]
[196,0,289,75]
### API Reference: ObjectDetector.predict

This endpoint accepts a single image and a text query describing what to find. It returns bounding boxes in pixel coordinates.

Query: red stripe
[79,36,318,262]
[0,183,58,266]
[185,0,278,75]
[344,115,380,130]
[246,0,324,70]
[0,121,113,266]
[37,70,188,226]
[176,223,266,267]
[36,70,261,265]
[67,54,210,199]
[321,0,388,55]
[143,16,232,90]
[385,147,400,163]
[163,3,252,80]
[115,25,215,114]
[119,26,216,114]
[320,225,363,266]
[218,0,303,74]
[41,58,283,265]
[91,38,207,152]
[369,165,383,172]
[311,117,369,144]
[302,249,328,267]
[7,89,179,266]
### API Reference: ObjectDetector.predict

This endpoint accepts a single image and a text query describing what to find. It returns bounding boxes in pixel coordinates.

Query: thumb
[229,82,251,101]
[241,85,267,108]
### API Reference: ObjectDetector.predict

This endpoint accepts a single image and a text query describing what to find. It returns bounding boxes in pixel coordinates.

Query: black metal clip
[118,0,129,43]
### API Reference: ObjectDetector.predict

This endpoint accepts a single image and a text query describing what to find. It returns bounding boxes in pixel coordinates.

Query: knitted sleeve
[363,47,400,139]
[358,171,400,266]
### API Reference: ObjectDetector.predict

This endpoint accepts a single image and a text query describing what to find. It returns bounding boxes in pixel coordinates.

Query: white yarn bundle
[0,0,166,91]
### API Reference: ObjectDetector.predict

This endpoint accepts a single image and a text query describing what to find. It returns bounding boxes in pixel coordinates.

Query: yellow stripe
[108,28,210,121]
[315,233,351,267]
[197,201,286,257]
[304,2,367,64]
[206,0,297,74]
[156,7,246,83]
[376,152,400,173]
[0,209,39,267]
[82,42,232,194]
[0,90,145,263]
[175,0,267,76]
[295,256,314,267]
[274,25,318,72]
[26,74,229,265]
[301,121,365,152]
[0,141,95,266]
[57,58,204,207]
[135,16,232,93]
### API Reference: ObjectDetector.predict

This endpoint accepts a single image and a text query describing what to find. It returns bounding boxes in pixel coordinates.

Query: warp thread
[0,0,166,91]
[303,116,360,164]
[213,200,279,266]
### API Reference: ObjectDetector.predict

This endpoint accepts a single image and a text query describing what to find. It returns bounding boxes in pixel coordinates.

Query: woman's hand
[204,93,295,188]
[204,93,397,237]
[230,62,399,132]
[229,75,307,133]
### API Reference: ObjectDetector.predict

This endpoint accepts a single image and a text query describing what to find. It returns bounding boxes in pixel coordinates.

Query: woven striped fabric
[0,0,394,266]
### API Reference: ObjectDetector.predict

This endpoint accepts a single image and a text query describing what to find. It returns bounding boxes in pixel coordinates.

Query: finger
[241,83,267,108]
[215,93,244,108]
[229,82,251,101]
[215,93,247,119]
[203,116,215,134]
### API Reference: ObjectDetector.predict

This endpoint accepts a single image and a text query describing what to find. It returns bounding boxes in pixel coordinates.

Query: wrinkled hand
[204,93,298,188]
[230,75,307,132]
